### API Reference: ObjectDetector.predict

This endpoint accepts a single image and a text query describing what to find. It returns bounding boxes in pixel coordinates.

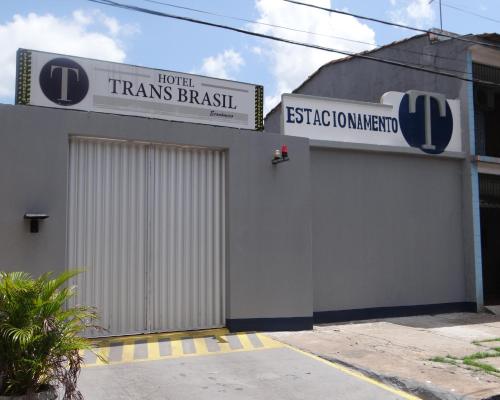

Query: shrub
[0,270,98,399]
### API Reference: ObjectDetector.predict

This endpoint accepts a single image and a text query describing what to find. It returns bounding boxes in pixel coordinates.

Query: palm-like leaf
[0,270,99,399]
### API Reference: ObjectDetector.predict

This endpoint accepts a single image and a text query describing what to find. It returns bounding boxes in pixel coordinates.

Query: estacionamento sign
[281,91,461,155]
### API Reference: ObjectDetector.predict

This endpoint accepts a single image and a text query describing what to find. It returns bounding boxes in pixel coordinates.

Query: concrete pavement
[78,330,419,400]
[269,313,500,400]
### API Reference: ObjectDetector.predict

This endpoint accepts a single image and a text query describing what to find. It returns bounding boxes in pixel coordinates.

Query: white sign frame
[16,49,264,131]
[281,92,462,154]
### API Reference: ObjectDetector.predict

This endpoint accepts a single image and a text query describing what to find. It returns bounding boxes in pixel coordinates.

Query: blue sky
[0,0,499,111]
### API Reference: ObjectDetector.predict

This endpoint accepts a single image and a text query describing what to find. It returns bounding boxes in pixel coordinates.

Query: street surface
[78,329,417,400]
[270,313,500,399]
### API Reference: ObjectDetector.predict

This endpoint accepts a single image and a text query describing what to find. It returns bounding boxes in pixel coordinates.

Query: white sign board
[281,91,461,154]
[16,49,264,130]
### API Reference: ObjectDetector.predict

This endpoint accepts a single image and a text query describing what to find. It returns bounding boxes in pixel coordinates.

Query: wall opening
[473,63,500,157]
[479,173,500,305]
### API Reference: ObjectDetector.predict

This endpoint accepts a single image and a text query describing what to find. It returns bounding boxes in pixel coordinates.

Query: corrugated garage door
[67,137,226,336]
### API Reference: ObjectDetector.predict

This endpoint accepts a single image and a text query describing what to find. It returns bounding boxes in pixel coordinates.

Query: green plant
[429,356,458,365]
[0,270,99,399]
[430,345,500,377]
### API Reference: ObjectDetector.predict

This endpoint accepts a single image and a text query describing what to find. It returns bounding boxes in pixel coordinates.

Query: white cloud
[252,0,376,112]
[407,0,435,22]
[251,46,263,55]
[93,10,140,37]
[389,0,435,28]
[71,9,140,37]
[0,10,139,100]
[264,93,282,113]
[195,49,245,80]
[73,10,94,26]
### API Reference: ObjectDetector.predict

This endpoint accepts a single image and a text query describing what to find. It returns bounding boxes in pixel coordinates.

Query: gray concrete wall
[0,104,313,323]
[311,147,467,312]
[265,33,479,310]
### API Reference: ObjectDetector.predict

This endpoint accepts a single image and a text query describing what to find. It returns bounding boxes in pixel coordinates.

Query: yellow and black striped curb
[82,328,284,366]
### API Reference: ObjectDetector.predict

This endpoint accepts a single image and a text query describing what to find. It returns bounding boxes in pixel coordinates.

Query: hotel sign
[16,49,264,130]
[281,91,461,154]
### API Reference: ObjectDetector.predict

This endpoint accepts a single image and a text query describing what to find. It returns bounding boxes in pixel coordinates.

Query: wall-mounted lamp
[272,144,290,165]
[24,213,49,233]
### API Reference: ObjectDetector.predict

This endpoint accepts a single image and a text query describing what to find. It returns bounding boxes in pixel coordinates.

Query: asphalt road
[77,331,418,400]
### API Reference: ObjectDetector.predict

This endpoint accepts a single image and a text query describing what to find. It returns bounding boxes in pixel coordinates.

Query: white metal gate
[67,137,226,336]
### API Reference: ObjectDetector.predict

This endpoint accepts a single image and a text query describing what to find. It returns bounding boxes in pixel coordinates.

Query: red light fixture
[272,145,290,165]
[281,144,289,160]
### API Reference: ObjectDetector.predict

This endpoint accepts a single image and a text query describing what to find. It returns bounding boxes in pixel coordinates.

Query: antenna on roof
[429,0,443,30]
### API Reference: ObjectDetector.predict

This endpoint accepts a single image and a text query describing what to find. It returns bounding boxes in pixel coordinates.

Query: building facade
[266,32,500,319]
[1,33,499,336]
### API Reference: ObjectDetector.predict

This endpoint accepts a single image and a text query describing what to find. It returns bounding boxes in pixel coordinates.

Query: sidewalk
[269,312,500,400]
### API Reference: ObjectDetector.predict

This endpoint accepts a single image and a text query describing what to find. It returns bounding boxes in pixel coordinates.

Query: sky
[0,0,499,112]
